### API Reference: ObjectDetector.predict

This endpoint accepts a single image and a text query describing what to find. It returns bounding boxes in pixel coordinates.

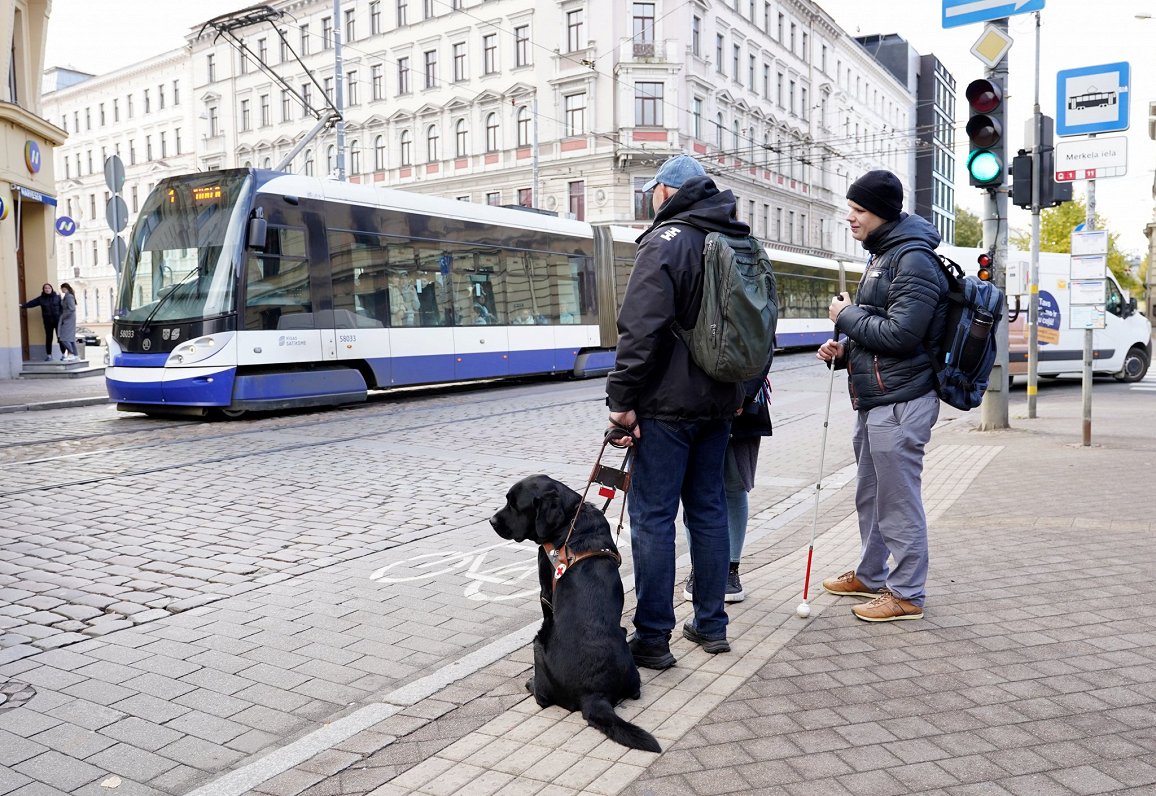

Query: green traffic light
[968,150,1002,184]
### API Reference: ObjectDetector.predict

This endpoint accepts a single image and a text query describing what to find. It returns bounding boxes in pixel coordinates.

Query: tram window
[773,262,851,320]
[454,249,505,325]
[329,230,387,327]
[245,225,312,330]
[407,242,454,327]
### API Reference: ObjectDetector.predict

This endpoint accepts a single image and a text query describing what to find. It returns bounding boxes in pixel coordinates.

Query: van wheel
[1114,346,1150,382]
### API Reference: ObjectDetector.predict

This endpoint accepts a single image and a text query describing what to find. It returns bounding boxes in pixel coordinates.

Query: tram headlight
[165,332,234,366]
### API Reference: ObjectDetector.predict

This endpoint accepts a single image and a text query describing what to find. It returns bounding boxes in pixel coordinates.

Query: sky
[43,0,1156,256]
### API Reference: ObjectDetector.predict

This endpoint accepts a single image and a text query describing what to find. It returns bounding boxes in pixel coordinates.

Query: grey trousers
[851,391,940,607]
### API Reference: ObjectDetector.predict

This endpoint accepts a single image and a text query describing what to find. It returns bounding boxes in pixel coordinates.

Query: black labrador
[489,474,660,753]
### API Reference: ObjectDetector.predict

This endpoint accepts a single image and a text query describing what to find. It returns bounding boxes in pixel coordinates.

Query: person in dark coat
[58,282,79,361]
[606,155,749,668]
[817,169,949,623]
[19,283,63,361]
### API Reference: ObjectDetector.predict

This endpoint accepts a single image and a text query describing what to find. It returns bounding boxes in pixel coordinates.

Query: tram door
[451,252,509,380]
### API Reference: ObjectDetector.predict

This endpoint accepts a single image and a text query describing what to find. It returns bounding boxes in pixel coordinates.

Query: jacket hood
[638,175,750,242]
[862,211,942,256]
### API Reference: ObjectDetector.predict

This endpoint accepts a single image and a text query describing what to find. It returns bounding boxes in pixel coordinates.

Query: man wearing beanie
[816,169,949,622]
[605,154,751,666]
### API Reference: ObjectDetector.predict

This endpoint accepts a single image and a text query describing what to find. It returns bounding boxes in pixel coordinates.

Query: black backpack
[906,246,1006,410]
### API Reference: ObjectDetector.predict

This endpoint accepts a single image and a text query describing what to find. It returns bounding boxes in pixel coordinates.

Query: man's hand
[817,339,844,362]
[828,292,852,324]
[608,409,640,447]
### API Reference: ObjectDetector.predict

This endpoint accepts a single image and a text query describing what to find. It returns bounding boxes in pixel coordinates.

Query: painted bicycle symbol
[368,540,540,602]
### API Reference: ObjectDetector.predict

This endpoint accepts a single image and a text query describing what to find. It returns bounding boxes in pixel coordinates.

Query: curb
[0,396,112,414]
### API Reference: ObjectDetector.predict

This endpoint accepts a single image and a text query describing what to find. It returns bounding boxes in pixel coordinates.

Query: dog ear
[534,483,579,543]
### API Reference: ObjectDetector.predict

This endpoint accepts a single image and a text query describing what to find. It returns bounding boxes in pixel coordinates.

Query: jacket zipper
[846,356,858,404]
[873,356,887,393]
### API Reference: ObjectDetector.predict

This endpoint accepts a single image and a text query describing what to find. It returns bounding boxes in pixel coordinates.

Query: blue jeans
[685,444,748,562]
[628,417,731,642]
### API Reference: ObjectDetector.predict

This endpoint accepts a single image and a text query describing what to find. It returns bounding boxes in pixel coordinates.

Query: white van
[939,245,1151,382]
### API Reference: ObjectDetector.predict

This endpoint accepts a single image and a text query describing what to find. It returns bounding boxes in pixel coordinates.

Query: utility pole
[978,18,1010,431]
[1027,12,1041,418]
[334,0,346,181]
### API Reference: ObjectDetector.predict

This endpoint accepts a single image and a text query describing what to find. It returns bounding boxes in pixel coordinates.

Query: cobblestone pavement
[1,364,1154,795]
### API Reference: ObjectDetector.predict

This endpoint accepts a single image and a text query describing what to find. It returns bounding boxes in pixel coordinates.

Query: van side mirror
[1126,296,1137,317]
[248,210,267,251]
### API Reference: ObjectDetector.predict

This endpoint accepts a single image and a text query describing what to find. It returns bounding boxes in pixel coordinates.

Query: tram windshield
[115,171,251,324]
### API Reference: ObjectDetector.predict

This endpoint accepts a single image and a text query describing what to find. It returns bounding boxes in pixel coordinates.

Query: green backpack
[668,224,779,382]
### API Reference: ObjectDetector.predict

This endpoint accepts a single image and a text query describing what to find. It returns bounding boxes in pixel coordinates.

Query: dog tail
[580,695,661,753]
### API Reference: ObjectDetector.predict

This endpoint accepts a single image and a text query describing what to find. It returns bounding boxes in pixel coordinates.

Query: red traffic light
[966,79,1003,113]
[977,252,993,281]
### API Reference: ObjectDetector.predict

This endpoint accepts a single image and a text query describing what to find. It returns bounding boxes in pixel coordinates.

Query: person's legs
[723,444,748,563]
[41,321,55,359]
[852,409,890,590]
[627,417,691,644]
[866,392,939,607]
[681,419,731,640]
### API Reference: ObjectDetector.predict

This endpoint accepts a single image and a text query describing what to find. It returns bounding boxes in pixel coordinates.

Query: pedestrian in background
[818,169,948,622]
[19,283,63,361]
[684,375,773,604]
[58,282,79,361]
[606,154,749,667]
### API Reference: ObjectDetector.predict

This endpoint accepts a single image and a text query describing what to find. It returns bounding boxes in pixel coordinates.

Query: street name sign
[1054,136,1127,182]
[1057,62,1130,136]
[943,0,1044,29]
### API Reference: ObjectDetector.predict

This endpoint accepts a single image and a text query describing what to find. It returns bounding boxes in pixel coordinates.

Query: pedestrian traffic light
[965,78,1005,188]
[1011,150,1074,209]
[977,251,994,281]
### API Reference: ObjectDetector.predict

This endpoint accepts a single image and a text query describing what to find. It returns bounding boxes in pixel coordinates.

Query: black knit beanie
[846,170,903,222]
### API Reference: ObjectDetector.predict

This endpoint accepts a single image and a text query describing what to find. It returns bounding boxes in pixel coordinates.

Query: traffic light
[977,250,994,281]
[965,78,1005,188]
[1010,117,1073,209]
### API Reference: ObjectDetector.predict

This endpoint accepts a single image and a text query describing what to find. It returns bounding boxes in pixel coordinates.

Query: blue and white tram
[107,168,855,416]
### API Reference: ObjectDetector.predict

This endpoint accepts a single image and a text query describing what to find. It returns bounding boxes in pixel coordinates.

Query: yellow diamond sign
[971,25,1014,69]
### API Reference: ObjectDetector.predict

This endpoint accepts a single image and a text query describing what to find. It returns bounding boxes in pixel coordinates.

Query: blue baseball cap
[643,154,707,192]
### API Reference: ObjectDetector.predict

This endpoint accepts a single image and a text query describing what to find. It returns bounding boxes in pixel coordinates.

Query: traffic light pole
[978,19,1010,431]
[1027,12,1042,419]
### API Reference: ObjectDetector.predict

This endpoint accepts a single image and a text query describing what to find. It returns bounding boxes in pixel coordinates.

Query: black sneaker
[682,621,730,654]
[725,563,745,603]
[628,634,676,670]
[682,570,694,600]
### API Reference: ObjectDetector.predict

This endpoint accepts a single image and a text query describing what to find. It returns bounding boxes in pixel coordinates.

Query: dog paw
[525,676,535,694]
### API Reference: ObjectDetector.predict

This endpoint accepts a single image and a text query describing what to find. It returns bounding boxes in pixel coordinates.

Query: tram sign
[1054,136,1127,182]
[1057,62,1130,136]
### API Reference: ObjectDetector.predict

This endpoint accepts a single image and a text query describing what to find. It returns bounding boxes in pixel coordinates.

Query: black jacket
[833,212,948,411]
[21,292,63,325]
[605,175,749,421]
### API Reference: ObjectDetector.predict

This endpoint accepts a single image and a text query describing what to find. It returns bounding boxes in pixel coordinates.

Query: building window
[99,103,105,126]
[517,187,532,207]
[372,64,384,99]
[348,141,361,172]
[280,33,289,62]
[374,135,386,169]
[396,0,407,25]
[453,42,466,82]
[301,84,312,116]
[634,177,655,220]
[282,89,292,120]
[326,145,336,174]
[455,119,468,156]
[715,112,723,147]
[749,55,756,89]
[175,128,181,154]
[173,79,180,105]
[733,46,740,84]
[632,3,654,44]
[345,8,356,41]
[515,106,531,146]
[398,57,410,94]
[400,130,412,166]
[569,180,585,221]
[112,98,119,122]
[304,149,314,175]
[567,10,583,53]
[485,112,499,151]
[260,94,270,126]
[691,16,700,56]
[691,97,702,139]
[514,25,530,67]
[486,192,501,206]
[145,135,153,160]
[144,88,151,113]
[240,99,250,131]
[715,35,724,74]
[564,92,586,136]
[345,71,358,105]
[324,76,334,102]
[634,82,663,126]
[371,1,382,34]
[424,50,437,89]
[483,33,497,74]
[160,131,167,158]
[207,53,215,82]
[426,126,440,161]
[300,23,310,55]
[423,0,434,19]
[322,16,333,48]
[209,105,219,137]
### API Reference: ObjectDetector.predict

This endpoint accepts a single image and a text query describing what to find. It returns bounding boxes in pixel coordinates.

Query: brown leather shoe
[852,591,923,622]
[821,570,880,598]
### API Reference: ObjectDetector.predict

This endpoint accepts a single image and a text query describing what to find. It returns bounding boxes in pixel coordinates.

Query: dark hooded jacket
[21,290,63,326]
[833,212,948,411]
[606,175,749,420]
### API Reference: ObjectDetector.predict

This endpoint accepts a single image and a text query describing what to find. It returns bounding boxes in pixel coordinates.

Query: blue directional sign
[943,0,1045,28]
[1057,62,1130,137]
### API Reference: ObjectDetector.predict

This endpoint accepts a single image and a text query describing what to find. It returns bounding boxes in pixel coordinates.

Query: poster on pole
[1069,304,1106,329]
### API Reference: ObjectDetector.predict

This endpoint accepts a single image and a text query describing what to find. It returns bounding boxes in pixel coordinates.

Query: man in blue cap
[606,154,751,668]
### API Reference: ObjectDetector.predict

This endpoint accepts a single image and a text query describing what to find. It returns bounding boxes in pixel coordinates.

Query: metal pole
[979,18,1010,431]
[1082,147,1096,447]
[334,0,346,181]
[1027,12,1041,418]
[532,97,539,208]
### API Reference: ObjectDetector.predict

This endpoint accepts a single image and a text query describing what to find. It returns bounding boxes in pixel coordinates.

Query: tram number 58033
[339,334,358,344]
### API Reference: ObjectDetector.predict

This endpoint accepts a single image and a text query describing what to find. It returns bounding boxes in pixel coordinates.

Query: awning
[10,184,57,206]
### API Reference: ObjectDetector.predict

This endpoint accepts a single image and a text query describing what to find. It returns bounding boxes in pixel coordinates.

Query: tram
[107,168,858,416]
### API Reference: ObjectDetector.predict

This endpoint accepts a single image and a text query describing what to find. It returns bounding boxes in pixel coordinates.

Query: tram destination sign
[1054,136,1127,182]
